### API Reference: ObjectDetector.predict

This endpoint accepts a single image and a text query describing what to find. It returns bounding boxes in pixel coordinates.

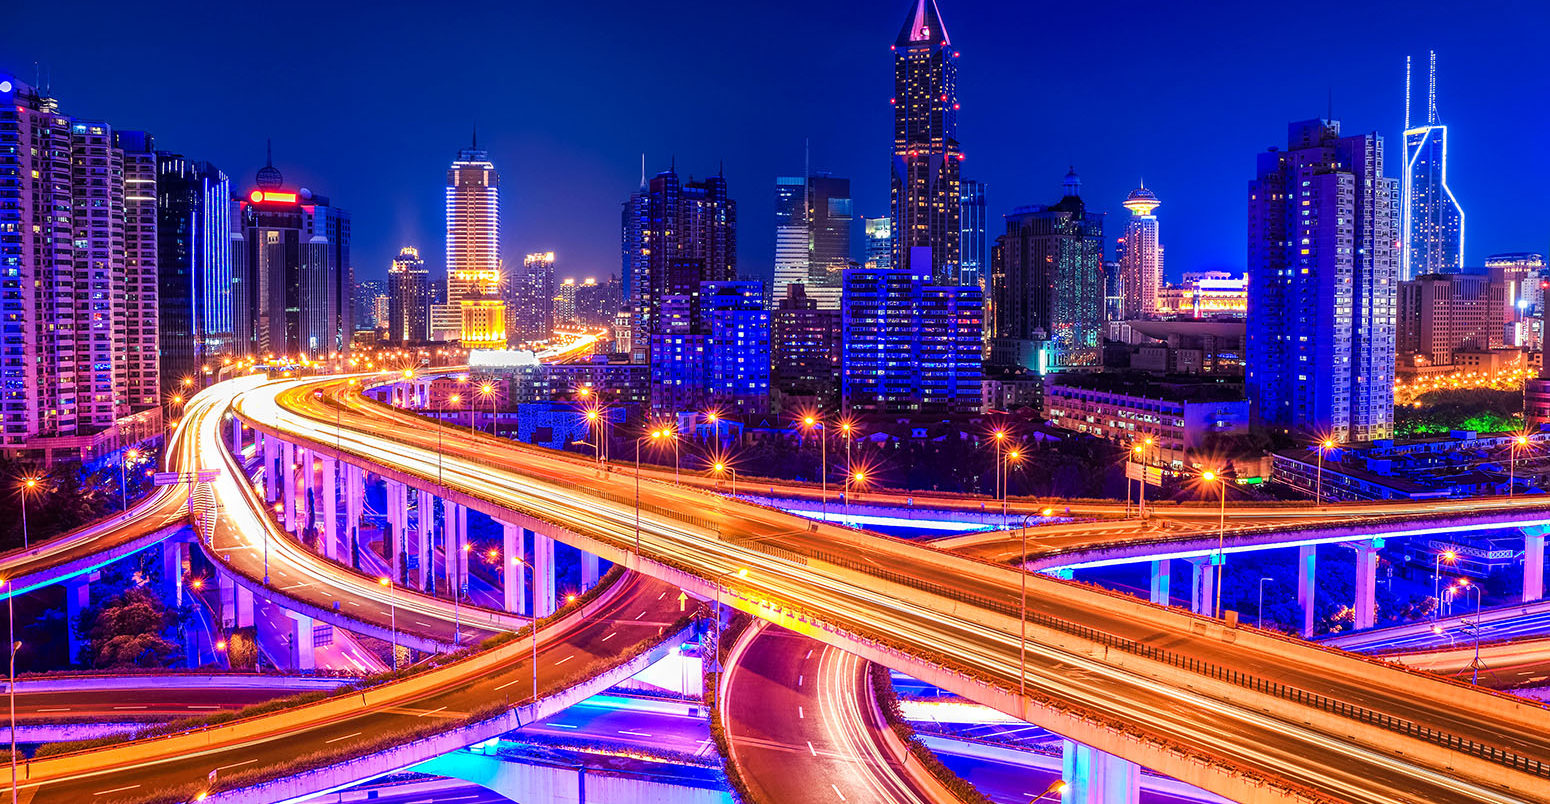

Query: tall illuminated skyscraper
[890,0,962,283]
[959,178,986,288]
[621,165,736,338]
[388,247,432,343]
[1247,119,1397,442]
[510,251,556,342]
[156,153,231,393]
[444,135,504,347]
[773,176,808,301]
[1401,51,1464,280]
[1118,183,1162,319]
[864,216,893,269]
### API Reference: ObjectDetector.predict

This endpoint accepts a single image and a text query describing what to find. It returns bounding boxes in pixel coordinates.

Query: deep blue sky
[4,0,1547,284]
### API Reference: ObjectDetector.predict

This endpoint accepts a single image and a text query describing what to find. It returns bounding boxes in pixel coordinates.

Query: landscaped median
[17,568,695,804]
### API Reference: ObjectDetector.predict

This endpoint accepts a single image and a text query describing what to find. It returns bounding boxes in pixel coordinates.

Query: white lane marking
[216,758,258,771]
[112,706,147,710]
[494,678,522,691]
[36,707,70,712]
[798,706,804,719]
[325,731,363,744]
[550,723,578,729]
[807,741,817,756]
[635,611,645,619]
[619,730,652,737]
[602,632,616,642]
[93,785,141,796]
[556,654,574,665]
[804,649,813,659]
[797,674,803,687]
[830,784,847,801]
[417,706,448,717]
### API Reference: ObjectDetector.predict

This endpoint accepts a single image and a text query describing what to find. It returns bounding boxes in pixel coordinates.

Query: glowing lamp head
[993,429,1007,441]
[803,416,816,427]
[735,568,748,579]
[1042,507,1055,517]
[577,387,590,398]
[585,409,598,421]
[1517,435,1530,446]
[853,470,866,482]
[1008,450,1021,461]
[1442,549,1457,562]
[378,577,391,587]
[1202,470,1217,482]
[1132,446,1143,454]
[1322,439,1335,449]
[713,462,726,473]
[566,594,577,603]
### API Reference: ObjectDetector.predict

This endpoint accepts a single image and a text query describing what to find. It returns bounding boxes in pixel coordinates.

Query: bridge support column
[1348,538,1384,631]
[1186,556,1215,617]
[230,417,242,455]
[502,522,527,615]
[1524,527,1548,603]
[1296,544,1317,637]
[319,456,338,560]
[281,440,298,532]
[161,538,188,607]
[65,575,91,664]
[416,489,433,592]
[298,448,315,533]
[532,529,556,617]
[442,502,467,595]
[282,611,316,672]
[1148,559,1170,606]
[1062,739,1139,803]
[581,552,600,591]
[263,434,279,503]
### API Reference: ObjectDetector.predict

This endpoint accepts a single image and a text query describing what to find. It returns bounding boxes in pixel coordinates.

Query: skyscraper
[231,151,352,359]
[155,153,231,393]
[989,169,1105,371]
[959,178,986,287]
[1118,183,1163,320]
[650,280,769,415]
[806,173,853,309]
[773,284,842,412]
[0,74,172,461]
[842,252,982,416]
[1247,119,1398,441]
[773,176,808,302]
[863,216,893,269]
[555,278,579,326]
[444,137,504,348]
[890,0,962,283]
[510,251,556,342]
[388,246,432,343]
[1401,52,1464,280]
[115,131,161,410]
[621,166,736,338]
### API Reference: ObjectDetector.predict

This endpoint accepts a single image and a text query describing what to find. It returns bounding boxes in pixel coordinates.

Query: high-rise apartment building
[231,154,352,359]
[0,75,170,461]
[510,251,556,342]
[890,0,962,283]
[155,153,231,392]
[388,247,432,343]
[773,284,842,412]
[354,280,386,333]
[116,131,161,410]
[842,251,982,416]
[650,280,769,415]
[1117,184,1162,320]
[621,166,736,338]
[444,138,504,348]
[1247,119,1398,442]
[1396,273,1506,366]
[989,169,1105,371]
[959,178,986,287]
[555,278,579,326]
[1486,252,1547,317]
[1401,52,1464,280]
[574,277,619,329]
[864,216,893,269]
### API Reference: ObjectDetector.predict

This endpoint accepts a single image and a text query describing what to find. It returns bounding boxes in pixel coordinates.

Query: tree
[79,586,180,669]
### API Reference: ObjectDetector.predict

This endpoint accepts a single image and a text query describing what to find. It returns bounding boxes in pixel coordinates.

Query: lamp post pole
[379,578,397,669]
[1434,549,1455,621]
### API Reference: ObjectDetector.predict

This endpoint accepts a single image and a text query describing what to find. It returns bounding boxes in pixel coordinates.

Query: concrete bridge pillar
[280,440,298,532]
[319,456,338,560]
[282,611,316,672]
[297,448,313,524]
[1186,556,1215,617]
[415,489,434,592]
[1296,544,1318,638]
[217,571,248,629]
[1062,739,1139,803]
[442,502,468,595]
[1347,538,1384,631]
[1148,559,1170,606]
[1524,526,1548,603]
[582,552,600,591]
[532,529,556,617]
[262,434,279,503]
[65,575,92,664]
[161,538,189,608]
[502,522,527,615]
[230,417,242,455]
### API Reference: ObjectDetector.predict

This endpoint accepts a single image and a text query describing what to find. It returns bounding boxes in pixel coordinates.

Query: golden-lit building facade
[445,136,505,346]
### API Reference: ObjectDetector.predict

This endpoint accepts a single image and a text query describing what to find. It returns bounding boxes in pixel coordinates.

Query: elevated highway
[229,374,1550,804]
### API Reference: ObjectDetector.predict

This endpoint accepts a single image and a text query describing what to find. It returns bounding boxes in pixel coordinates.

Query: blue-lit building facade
[650,280,769,415]
[156,153,232,390]
[1247,119,1398,442]
[1401,52,1464,280]
[842,250,983,416]
[959,178,986,287]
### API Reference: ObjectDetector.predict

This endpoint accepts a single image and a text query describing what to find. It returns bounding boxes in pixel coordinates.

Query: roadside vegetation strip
[868,662,993,804]
[706,614,756,803]
[34,566,626,760]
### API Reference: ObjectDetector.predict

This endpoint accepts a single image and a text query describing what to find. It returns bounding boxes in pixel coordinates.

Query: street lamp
[1030,780,1069,802]
[1315,438,1336,505]
[711,568,749,683]
[511,556,540,703]
[839,420,855,501]
[1456,578,1484,684]
[1509,434,1529,497]
[120,448,141,512]
[992,429,1008,514]
[477,382,498,438]
[712,461,737,498]
[379,577,397,669]
[453,543,472,645]
[2,578,13,804]
[1434,548,1457,621]
[1257,576,1274,629]
[802,415,827,519]
[1004,448,1022,524]
[17,476,40,549]
[584,408,604,466]
[1202,470,1227,619]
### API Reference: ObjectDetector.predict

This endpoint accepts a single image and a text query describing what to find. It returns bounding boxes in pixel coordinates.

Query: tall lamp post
[992,429,1008,513]
[1004,449,1022,523]
[1509,434,1529,497]
[477,382,498,438]
[1202,470,1227,619]
[120,448,141,512]
[18,477,39,549]
[845,469,868,524]
[1457,579,1483,684]
[713,462,737,498]
[1315,438,1335,505]
[3,578,14,804]
[379,577,397,669]
[510,557,540,703]
[711,568,749,685]
[1433,548,1457,621]
[802,415,827,520]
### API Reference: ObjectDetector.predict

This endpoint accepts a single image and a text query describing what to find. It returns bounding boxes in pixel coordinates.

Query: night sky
[4,0,1547,285]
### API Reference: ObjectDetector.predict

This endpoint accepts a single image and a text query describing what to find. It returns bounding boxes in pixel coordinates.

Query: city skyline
[4,1,1543,287]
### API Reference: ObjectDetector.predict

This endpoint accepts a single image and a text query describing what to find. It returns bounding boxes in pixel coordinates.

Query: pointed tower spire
[896,0,950,47]
[1427,50,1438,124]
[639,153,647,190]
[1404,55,1412,130]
